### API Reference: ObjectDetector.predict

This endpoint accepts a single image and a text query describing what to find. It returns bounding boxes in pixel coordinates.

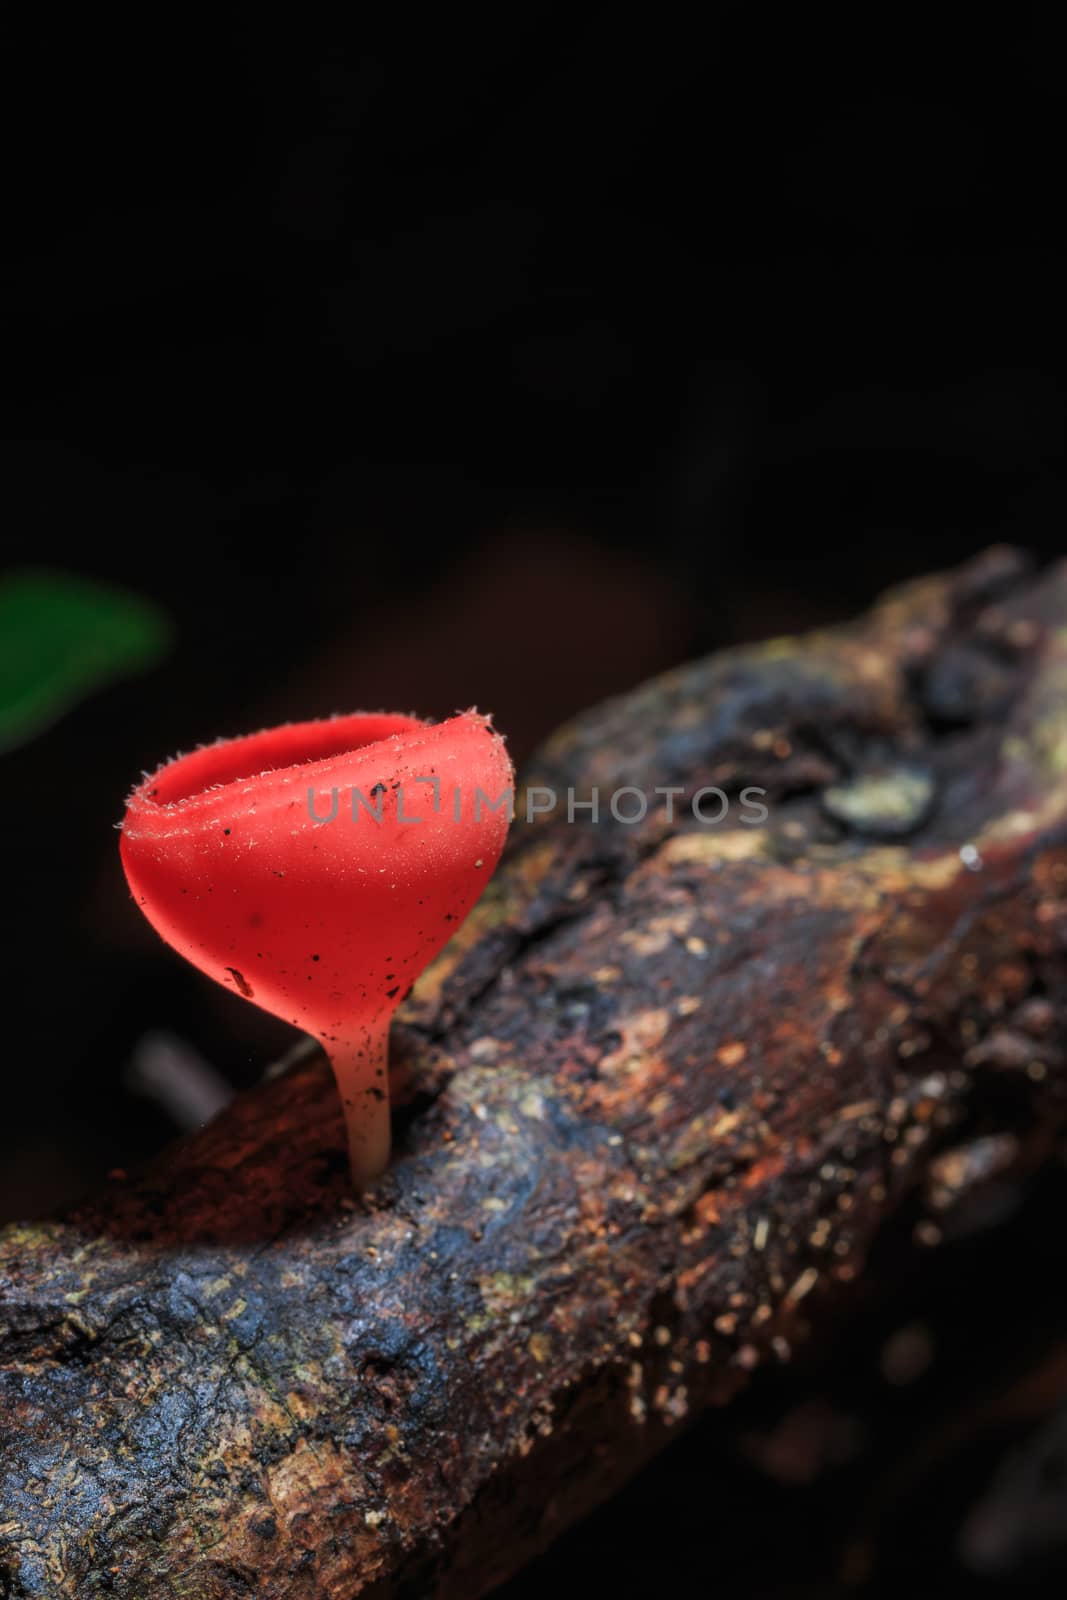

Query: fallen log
[3,547,1067,1599]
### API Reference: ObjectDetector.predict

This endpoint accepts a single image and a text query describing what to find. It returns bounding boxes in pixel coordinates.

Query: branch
[3,548,1067,1599]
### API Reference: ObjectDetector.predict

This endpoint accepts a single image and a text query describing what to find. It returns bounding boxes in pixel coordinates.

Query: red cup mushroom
[119,710,513,1187]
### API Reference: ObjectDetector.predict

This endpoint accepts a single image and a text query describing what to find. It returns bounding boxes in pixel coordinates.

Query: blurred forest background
[1,7,1064,1593]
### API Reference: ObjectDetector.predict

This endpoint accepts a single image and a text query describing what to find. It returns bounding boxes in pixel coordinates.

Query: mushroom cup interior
[144,714,427,807]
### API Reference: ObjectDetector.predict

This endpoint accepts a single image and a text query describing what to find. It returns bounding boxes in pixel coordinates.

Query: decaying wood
[3,548,1067,1599]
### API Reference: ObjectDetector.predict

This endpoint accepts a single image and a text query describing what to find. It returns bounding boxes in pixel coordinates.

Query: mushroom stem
[330,1020,392,1191]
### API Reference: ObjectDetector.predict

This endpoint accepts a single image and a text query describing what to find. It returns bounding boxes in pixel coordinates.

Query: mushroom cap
[120,710,513,1047]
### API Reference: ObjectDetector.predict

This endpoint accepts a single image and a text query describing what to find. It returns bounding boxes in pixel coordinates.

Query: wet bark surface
[3,548,1067,1598]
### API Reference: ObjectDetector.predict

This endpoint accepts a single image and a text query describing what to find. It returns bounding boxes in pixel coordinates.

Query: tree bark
[3,548,1067,1599]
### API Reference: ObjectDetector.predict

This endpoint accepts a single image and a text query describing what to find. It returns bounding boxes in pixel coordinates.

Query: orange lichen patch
[528,1332,551,1366]
[716,1040,747,1067]
[618,924,679,957]
[599,1009,672,1074]
[659,830,766,869]
[195,1435,387,1594]
[265,1436,351,1518]
[839,1100,880,1122]
[618,910,699,957]
[736,1150,789,1195]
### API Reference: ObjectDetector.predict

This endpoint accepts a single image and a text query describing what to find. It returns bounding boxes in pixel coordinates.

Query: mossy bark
[3,548,1067,1598]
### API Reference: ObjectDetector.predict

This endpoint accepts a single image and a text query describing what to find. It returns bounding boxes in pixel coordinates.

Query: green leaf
[0,568,172,752]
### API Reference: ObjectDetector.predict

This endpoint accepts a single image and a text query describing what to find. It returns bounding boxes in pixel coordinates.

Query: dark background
[1,6,1064,1593]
